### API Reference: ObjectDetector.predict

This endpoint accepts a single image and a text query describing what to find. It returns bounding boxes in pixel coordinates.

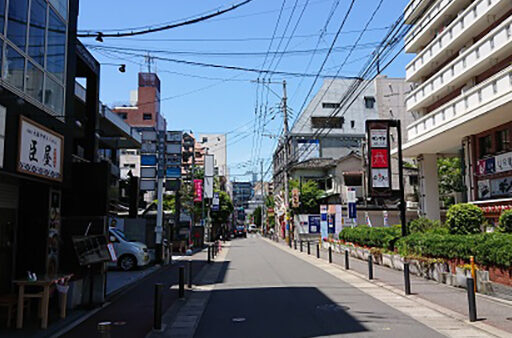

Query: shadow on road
[194,286,368,338]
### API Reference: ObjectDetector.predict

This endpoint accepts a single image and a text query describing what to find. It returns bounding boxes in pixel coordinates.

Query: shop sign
[478,180,491,199]
[165,166,181,178]
[193,179,203,202]
[211,192,220,211]
[491,176,512,197]
[308,215,320,233]
[369,129,388,148]
[371,149,389,168]
[366,121,392,196]
[18,116,63,181]
[496,152,512,173]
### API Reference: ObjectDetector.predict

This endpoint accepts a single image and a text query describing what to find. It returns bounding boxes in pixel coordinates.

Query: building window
[28,0,47,66]
[47,7,66,82]
[496,129,510,153]
[311,116,344,129]
[143,113,152,120]
[49,0,68,20]
[7,0,28,51]
[409,175,419,186]
[322,102,340,109]
[118,112,127,120]
[0,0,6,35]
[364,96,376,109]
[478,135,493,158]
[4,45,24,91]
[44,75,64,114]
[26,61,44,102]
[350,120,355,128]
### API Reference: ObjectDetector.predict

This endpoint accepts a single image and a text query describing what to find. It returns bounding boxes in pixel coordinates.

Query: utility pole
[282,80,291,246]
[261,160,265,234]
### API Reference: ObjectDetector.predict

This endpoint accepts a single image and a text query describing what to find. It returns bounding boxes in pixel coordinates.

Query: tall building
[401,0,512,223]
[198,134,229,191]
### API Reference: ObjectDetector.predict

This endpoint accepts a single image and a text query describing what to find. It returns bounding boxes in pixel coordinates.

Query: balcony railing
[405,0,472,53]
[406,0,510,82]
[407,64,512,141]
[404,0,431,25]
[406,15,512,111]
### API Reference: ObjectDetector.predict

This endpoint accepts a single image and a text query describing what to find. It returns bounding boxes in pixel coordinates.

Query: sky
[77,0,412,181]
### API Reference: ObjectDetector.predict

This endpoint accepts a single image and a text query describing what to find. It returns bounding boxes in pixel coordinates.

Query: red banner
[193,179,203,202]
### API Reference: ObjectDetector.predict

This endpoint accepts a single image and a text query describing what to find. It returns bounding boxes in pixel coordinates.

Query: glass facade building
[0,0,68,117]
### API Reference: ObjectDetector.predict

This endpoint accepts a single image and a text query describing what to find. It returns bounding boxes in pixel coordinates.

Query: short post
[368,255,374,280]
[153,283,163,330]
[316,243,320,258]
[404,262,411,295]
[307,241,311,255]
[345,250,350,270]
[328,247,332,263]
[300,240,303,252]
[207,245,211,263]
[294,240,297,250]
[467,277,477,322]
[470,256,477,293]
[179,266,185,298]
[188,260,193,288]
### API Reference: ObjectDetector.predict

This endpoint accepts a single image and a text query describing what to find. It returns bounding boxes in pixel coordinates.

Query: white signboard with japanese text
[495,152,512,173]
[371,168,390,188]
[18,116,63,181]
[370,129,388,148]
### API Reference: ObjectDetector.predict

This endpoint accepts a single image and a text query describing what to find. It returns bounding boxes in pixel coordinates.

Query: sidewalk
[272,236,512,335]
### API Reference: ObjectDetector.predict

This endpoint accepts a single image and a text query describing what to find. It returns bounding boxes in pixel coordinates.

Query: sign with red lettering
[371,149,389,168]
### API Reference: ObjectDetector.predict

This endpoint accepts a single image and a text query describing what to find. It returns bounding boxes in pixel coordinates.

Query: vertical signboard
[320,205,328,239]
[366,120,392,197]
[194,179,203,202]
[211,192,220,211]
[0,105,5,168]
[204,154,214,177]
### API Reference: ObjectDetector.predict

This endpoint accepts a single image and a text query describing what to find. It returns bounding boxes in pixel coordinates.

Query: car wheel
[119,255,137,271]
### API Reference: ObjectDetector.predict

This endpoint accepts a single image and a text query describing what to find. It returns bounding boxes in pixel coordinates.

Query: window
[47,7,66,82]
[478,135,492,158]
[124,163,136,169]
[118,112,127,120]
[496,129,510,152]
[202,137,208,143]
[350,120,355,128]
[143,113,152,120]
[364,96,376,109]
[26,61,43,102]
[28,0,47,66]
[322,102,340,109]
[44,75,64,114]
[49,0,68,20]
[311,116,344,129]
[4,46,24,91]
[409,175,419,186]
[0,0,6,34]
[7,0,28,50]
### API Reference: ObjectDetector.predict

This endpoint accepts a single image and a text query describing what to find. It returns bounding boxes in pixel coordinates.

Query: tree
[265,195,275,228]
[438,157,465,207]
[289,179,323,214]
[253,206,262,227]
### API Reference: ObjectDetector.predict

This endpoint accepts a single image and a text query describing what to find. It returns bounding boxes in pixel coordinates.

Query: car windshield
[111,228,128,241]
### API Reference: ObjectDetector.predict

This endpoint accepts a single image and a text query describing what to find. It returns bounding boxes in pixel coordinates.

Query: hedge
[339,225,401,251]
[396,232,512,268]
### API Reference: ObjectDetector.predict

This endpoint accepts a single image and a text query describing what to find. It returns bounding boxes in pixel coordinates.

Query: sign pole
[395,120,407,237]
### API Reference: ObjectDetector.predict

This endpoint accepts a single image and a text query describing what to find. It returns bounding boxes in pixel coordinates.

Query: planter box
[67,279,83,309]
[382,254,394,269]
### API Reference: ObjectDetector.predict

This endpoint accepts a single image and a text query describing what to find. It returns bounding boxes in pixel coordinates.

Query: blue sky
[78,0,412,181]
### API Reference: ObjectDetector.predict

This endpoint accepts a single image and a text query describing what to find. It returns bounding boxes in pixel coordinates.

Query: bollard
[300,240,303,252]
[329,247,332,263]
[316,243,320,258]
[467,277,477,322]
[294,240,297,250]
[207,245,211,263]
[97,321,112,338]
[179,266,185,298]
[169,243,173,264]
[307,241,311,255]
[153,283,163,330]
[345,250,350,270]
[404,263,411,295]
[368,255,374,280]
[188,260,193,288]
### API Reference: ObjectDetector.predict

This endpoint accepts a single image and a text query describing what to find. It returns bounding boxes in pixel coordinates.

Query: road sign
[211,192,220,211]
[348,202,357,219]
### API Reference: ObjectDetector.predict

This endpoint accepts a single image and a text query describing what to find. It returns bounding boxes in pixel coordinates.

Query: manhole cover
[316,304,350,312]
[113,321,127,326]
[232,317,246,323]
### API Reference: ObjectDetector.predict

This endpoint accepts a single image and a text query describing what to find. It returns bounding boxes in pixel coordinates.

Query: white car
[248,224,258,233]
[109,228,150,271]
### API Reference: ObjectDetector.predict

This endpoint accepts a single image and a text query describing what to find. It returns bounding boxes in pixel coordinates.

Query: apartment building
[402,0,512,223]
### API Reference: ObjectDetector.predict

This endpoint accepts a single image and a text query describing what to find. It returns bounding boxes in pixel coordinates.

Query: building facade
[402,0,512,223]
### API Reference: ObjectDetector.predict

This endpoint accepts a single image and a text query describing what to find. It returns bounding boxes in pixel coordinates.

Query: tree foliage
[438,157,464,207]
[252,206,262,227]
[289,179,323,214]
[446,203,484,235]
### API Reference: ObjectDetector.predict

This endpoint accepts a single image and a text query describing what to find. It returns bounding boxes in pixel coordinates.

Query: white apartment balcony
[403,64,512,156]
[406,15,512,112]
[404,0,432,25]
[406,0,512,83]
[405,0,473,54]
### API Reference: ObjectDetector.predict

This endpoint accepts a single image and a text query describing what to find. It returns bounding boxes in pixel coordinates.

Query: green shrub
[408,217,445,233]
[446,203,484,235]
[498,210,512,233]
[396,232,512,268]
[340,226,401,251]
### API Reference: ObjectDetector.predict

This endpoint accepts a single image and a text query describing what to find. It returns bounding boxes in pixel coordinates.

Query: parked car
[233,225,247,238]
[109,227,150,271]
[248,224,258,233]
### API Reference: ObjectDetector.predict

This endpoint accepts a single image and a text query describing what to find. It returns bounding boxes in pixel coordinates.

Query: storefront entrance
[0,183,18,295]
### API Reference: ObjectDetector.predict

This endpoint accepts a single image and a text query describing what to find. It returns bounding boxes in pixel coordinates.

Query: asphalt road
[194,236,444,338]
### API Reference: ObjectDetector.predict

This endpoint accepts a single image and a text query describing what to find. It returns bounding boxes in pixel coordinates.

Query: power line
[77,0,253,38]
